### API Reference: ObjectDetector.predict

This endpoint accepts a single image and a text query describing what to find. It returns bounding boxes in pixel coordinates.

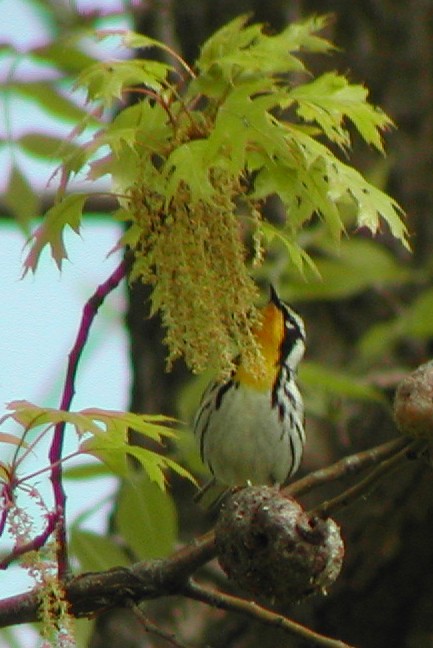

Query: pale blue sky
[0,222,130,594]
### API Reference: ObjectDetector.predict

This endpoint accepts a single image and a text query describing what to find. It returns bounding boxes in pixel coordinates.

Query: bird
[193,285,306,508]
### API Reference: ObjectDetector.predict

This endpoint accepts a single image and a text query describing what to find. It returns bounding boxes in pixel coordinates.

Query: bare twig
[0,481,13,538]
[284,437,409,498]
[128,600,191,648]
[0,505,8,539]
[49,259,128,578]
[182,580,355,648]
[309,439,423,519]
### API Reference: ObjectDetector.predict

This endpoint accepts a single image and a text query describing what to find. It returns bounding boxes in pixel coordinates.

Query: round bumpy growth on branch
[215,486,344,606]
[394,360,433,441]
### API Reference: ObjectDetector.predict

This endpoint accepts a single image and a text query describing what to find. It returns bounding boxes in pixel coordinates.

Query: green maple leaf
[23,193,86,274]
[164,140,215,203]
[196,14,333,79]
[77,59,173,106]
[2,401,193,490]
[208,82,286,173]
[289,72,392,151]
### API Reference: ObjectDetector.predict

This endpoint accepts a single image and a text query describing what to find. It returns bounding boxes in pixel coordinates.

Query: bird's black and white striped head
[268,285,306,372]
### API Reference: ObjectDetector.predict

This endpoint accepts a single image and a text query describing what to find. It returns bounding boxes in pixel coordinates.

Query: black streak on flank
[215,379,234,410]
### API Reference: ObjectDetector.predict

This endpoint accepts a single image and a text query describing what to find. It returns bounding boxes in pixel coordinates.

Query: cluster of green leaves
[0,400,192,489]
[16,13,410,381]
[0,399,182,643]
[25,15,407,276]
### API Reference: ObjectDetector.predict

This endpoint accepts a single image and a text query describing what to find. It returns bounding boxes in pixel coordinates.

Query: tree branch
[284,436,409,499]
[0,530,216,628]
[0,437,423,635]
[49,258,128,578]
[309,439,424,519]
[182,579,355,648]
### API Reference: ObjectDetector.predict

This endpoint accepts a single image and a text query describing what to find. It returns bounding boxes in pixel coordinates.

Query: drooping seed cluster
[128,172,264,377]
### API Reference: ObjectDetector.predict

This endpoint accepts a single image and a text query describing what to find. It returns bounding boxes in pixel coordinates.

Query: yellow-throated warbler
[194,285,306,507]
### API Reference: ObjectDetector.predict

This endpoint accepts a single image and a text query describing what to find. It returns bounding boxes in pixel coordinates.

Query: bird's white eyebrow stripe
[281,305,306,340]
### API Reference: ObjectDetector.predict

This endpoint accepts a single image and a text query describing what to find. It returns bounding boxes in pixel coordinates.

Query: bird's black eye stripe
[278,311,304,358]
[284,312,305,340]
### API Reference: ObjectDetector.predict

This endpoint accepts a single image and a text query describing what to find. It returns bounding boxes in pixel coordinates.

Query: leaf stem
[16,451,81,487]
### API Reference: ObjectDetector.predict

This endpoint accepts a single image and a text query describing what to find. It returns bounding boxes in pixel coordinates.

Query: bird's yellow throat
[235,302,284,391]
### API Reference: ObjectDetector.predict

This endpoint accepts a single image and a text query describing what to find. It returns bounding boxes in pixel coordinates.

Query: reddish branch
[0,506,7,539]
[0,484,12,538]
[48,258,128,578]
